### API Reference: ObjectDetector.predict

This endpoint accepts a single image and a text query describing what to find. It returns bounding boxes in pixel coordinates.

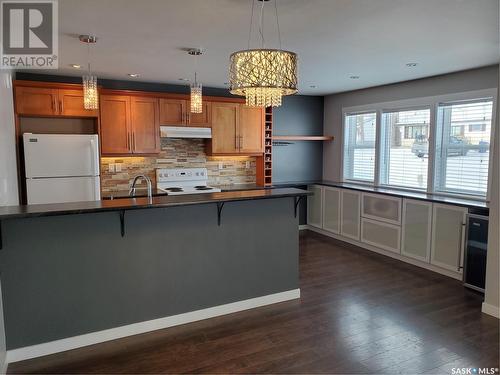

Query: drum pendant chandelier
[229,0,298,108]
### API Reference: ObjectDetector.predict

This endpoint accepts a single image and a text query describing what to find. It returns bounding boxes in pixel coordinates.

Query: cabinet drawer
[362,193,401,225]
[361,218,401,253]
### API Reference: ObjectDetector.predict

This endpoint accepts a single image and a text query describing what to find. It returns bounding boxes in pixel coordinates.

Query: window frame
[378,105,432,191]
[340,88,497,201]
[342,110,378,184]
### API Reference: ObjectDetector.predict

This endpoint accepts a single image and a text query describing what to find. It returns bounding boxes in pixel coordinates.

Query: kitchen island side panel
[0,198,299,350]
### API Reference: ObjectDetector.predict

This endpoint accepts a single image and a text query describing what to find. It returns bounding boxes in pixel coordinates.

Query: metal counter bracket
[120,211,125,237]
[294,196,305,218]
[217,202,225,226]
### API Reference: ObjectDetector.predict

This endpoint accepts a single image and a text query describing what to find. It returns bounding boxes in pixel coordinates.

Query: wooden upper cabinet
[208,103,264,156]
[159,98,186,125]
[59,89,98,117]
[209,102,239,154]
[188,101,212,127]
[15,86,59,116]
[239,106,264,153]
[131,96,160,154]
[100,95,131,155]
[15,85,99,117]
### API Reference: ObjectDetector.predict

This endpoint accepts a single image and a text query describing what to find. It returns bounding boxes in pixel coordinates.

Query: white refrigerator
[23,134,101,204]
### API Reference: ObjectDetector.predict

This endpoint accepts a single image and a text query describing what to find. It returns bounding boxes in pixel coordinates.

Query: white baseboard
[482,302,500,318]
[299,225,308,230]
[6,288,300,364]
[305,226,463,281]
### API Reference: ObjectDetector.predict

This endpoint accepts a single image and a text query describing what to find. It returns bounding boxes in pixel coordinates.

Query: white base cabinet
[402,199,432,262]
[323,187,341,234]
[431,204,467,273]
[307,185,323,229]
[306,185,469,281]
[341,190,361,240]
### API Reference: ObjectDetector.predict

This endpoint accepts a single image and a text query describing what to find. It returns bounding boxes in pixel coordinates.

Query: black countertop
[0,188,310,220]
[272,180,489,210]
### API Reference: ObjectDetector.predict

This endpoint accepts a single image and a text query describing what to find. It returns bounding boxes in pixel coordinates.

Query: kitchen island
[0,188,309,362]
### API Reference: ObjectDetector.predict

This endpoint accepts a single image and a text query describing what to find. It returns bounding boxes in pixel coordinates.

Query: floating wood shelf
[272,135,334,141]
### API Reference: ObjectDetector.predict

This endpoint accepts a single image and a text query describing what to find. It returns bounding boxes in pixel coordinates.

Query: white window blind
[434,99,493,196]
[343,112,377,182]
[380,108,430,189]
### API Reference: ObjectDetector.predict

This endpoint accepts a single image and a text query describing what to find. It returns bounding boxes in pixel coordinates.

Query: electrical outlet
[115,163,122,172]
[108,163,115,173]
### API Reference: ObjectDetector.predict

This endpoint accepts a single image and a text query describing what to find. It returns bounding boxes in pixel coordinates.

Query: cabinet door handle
[52,97,56,112]
[126,132,129,150]
[457,222,466,271]
[132,132,135,150]
[239,136,243,150]
[60,100,63,114]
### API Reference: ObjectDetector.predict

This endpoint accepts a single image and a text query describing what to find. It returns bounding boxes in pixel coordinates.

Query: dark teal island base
[0,194,303,361]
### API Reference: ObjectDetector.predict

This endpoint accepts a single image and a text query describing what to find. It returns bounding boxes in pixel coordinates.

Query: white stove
[156,168,221,196]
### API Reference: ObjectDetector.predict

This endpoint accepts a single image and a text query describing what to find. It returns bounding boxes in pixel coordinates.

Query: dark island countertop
[0,188,311,220]
[272,180,489,210]
[101,184,269,200]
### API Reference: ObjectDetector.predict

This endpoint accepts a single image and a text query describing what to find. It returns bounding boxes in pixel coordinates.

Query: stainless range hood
[160,126,212,139]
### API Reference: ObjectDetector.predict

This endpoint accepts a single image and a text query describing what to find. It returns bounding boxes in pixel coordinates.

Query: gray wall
[323,64,500,316]
[273,95,324,183]
[323,65,499,181]
[484,84,499,314]
[0,199,299,349]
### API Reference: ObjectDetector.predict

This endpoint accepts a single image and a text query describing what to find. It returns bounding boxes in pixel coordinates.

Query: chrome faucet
[129,175,153,200]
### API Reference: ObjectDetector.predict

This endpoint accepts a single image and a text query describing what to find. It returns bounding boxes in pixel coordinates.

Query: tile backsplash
[101,138,256,192]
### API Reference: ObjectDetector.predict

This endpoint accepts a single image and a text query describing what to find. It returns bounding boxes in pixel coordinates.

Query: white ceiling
[31,0,500,95]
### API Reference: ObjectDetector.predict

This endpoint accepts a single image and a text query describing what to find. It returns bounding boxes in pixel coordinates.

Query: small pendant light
[188,48,203,114]
[79,35,99,110]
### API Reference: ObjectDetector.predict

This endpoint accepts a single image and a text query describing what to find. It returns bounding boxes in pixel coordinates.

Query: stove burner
[195,186,213,191]
[165,187,183,192]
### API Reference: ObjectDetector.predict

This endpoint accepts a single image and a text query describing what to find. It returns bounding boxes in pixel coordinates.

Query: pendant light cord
[274,0,282,49]
[247,0,255,49]
[259,0,265,48]
[87,41,91,76]
[247,0,282,50]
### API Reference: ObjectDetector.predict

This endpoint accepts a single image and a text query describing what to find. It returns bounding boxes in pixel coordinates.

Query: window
[380,108,430,189]
[342,92,495,199]
[434,99,493,196]
[343,112,377,182]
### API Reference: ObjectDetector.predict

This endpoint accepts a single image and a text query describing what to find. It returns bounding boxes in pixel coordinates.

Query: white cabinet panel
[361,193,401,225]
[307,185,323,228]
[402,199,432,262]
[361,218,401,253]
[431,204,467,272]
[341,190,361,240]
[323,187,341,234]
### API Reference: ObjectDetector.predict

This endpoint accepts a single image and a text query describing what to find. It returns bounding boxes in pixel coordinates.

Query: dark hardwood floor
[9,231,499,374]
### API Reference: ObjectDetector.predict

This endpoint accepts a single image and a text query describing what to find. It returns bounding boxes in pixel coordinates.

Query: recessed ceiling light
[178,78,190,82]
[350,75,360,79]
[406,62,418,67]
[128,73,140,78]
[309,85,317,88]
[70,64,81,69]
